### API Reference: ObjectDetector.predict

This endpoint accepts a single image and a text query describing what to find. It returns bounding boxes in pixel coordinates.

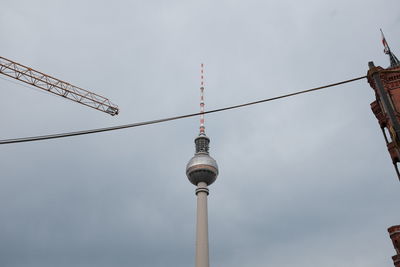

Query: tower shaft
[195,182,210,267]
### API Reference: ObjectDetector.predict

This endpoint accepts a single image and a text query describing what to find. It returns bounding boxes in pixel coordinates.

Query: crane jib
[0,56,119,116]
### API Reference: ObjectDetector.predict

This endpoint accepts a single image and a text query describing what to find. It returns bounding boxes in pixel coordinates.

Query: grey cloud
[0,0,400,266]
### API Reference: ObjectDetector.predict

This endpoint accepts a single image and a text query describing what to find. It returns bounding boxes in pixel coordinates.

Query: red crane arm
[0,56,119,116]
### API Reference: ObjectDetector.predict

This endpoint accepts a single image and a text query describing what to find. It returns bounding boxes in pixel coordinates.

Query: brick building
[388,225,400,267]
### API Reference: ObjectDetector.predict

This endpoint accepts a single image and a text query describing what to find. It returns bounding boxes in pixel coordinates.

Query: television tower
[186,63,219,267]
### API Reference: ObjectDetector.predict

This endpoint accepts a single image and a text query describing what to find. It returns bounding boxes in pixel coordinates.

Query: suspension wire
[0,75,367,145]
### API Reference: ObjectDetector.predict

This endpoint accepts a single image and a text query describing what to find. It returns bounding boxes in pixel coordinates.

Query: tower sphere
[186,152,219,186]
[186,135,219,186]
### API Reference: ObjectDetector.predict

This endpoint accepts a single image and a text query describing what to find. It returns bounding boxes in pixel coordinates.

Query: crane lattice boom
[0,56,119,116]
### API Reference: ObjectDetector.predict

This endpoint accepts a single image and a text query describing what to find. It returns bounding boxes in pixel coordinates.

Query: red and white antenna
[200,63,206,135]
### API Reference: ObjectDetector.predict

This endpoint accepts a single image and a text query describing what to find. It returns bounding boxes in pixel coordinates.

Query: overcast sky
[1,1,400,266]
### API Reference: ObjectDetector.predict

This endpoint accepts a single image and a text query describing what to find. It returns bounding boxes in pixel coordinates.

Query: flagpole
[381,28,391,54]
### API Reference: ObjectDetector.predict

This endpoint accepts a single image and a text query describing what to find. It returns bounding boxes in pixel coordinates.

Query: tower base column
[195,182,210,267]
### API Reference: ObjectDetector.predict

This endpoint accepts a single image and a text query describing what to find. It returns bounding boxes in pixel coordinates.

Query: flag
[381,29,390,54]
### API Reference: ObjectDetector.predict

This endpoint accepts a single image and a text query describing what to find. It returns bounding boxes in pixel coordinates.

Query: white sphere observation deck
[186,135,219,186]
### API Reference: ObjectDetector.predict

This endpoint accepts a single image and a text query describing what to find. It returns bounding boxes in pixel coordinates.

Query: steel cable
[0,75,367,145]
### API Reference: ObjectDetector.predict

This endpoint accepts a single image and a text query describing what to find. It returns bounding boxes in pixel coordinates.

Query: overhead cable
[0,75,367,145]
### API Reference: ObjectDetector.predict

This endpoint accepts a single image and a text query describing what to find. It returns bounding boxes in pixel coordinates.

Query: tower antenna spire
[200,63,206,135]
[381,29,400,68]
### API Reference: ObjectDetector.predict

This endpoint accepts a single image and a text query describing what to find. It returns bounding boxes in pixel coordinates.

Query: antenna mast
[200,63,206,135]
